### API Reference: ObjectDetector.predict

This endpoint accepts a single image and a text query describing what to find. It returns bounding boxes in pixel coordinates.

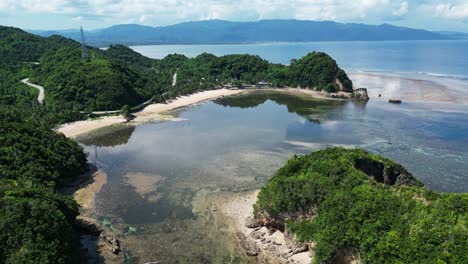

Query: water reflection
[78,91,468,263]
[215,90,353,124]
[79,125,136,147]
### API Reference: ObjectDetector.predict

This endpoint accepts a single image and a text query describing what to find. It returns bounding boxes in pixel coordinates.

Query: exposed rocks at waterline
[241,222,312,263]
[77,217,126,263]
[352,88,369,100]
[207,191,312,264]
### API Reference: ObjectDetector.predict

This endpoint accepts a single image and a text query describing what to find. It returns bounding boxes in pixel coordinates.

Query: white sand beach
[57,88,245,138]
[57,72,468,139]
[57,87,346,138]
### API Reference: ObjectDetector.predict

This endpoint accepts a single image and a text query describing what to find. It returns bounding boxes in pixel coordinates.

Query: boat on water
[389,99,402,104]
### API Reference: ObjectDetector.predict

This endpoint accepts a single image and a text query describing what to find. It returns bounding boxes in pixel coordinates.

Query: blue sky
[0,0,467,32]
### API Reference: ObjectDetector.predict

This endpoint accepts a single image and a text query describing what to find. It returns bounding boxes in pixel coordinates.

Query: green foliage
[31,47,146,111]
[104,44,154,69]
[0,59,36,105]
[325,83,339,93]
[0,26,79,62]
[289,52,353,92]
[0,106,87,263]
[121,104,133,121]
[0,107,87,182]
[0,179,81,264]
[255,148,467,264]
[1,26,354,115]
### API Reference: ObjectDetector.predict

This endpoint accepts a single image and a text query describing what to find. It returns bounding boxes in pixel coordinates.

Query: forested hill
[255,148,467,263]
[1,25,354,113]
[0,106,88,263]
[32,19,450,46]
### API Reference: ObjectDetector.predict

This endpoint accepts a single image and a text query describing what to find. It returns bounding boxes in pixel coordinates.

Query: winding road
[21,78,44,104]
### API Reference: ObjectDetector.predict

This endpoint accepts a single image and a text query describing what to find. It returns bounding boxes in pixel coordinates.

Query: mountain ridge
[28,19,455,46]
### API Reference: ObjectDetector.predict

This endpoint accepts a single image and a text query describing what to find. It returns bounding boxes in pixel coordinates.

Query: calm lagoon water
[81,41,468,262]
[79,91,468,262]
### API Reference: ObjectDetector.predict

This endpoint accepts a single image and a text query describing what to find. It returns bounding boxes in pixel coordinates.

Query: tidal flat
[76,90,468,262]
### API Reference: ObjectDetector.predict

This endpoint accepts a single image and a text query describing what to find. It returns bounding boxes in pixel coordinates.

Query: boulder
[244,216,260,228]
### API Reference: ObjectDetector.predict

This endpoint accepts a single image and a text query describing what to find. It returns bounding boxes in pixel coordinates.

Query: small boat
[388,99,402,104]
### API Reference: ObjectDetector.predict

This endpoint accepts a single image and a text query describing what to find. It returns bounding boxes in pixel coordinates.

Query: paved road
[21,78,44,104]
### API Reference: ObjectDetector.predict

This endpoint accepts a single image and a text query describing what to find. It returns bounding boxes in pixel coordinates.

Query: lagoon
[78,90,468,262]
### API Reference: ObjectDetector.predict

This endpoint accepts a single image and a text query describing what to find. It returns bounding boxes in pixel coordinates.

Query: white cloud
[0,0,76,14]
[392,1,408,16]
[0,0,465,30]
[0,0,414,23]
[434,3,468,20]
[72,15,83,21]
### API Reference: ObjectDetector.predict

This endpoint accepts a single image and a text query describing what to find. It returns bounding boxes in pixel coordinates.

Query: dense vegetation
[0,106,87,263]
[0,26,79,62]
[0,25,353,263]
[1,25,354,114]
[255,148,467,264]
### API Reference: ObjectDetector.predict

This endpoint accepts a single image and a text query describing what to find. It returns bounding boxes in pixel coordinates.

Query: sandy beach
[57,88,245,138]
[349,72,468,104]
[57,72,468,139]
[57,87,345,138]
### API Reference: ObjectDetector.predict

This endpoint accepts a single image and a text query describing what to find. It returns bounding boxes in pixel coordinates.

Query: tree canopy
[0,106,87,263]
[255,148,467,264]
[1,25,354,115]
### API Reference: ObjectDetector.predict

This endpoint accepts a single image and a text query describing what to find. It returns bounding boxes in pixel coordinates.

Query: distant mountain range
[27,19,466,46]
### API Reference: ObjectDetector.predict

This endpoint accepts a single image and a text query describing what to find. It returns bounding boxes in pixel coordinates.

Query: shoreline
[349,71,468,104]
[56,87,347,138]
[57,88,245,138]
[57,71,468,139]
[207,190,312,264]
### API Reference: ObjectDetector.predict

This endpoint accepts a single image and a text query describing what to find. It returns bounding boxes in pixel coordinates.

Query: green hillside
[0,106,87,263]
[255,148,467,264]
[1,25,355,114]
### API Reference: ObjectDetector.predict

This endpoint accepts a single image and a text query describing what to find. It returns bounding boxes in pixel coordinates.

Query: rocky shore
[207,191,313,264]
[77,217,126,263]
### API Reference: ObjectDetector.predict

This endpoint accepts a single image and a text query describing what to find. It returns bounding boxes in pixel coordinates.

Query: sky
[0,0,467,32]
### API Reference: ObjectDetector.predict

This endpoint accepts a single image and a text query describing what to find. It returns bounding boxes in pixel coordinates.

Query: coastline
[57,71,468,139]
[56,87,348,138]
[57,88,246,138]
[349,71,468,104]
[207,190,312,264]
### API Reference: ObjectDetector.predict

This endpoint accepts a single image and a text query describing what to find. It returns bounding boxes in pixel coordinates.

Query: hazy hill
[32,19,451,46]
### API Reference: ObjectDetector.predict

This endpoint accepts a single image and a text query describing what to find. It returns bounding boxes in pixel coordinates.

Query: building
[257,81,272,88]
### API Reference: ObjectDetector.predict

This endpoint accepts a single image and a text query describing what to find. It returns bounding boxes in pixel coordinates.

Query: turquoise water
[131,40,468,78]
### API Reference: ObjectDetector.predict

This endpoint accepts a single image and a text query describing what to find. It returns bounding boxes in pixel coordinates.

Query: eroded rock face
[352,88,369,100]
[354,157,422,187]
